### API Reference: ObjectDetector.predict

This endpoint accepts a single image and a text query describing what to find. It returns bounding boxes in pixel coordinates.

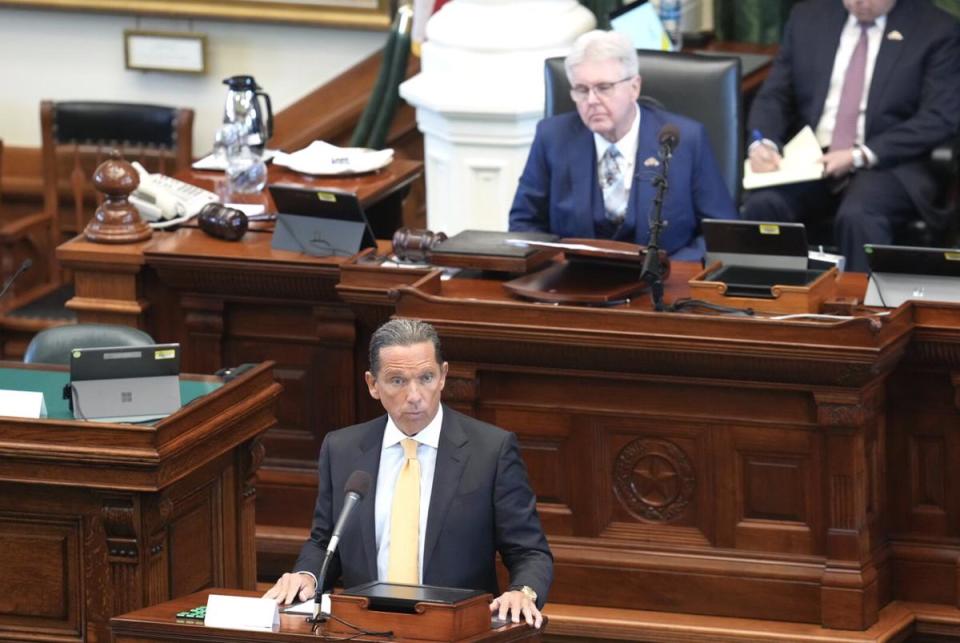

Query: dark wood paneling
[55,230,960,632]
[0,517,78,632]
[0,362,279,642]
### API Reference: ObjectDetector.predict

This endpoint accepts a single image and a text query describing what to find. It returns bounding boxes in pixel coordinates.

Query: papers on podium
[203,594,279,632]
[743,126,825,191]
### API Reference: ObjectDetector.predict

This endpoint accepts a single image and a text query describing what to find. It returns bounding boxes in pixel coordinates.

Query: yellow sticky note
[759,224,780,235]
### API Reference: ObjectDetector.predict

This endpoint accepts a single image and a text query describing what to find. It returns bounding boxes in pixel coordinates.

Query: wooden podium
[0,362,281,643]
[109,588,542,642]
[55,213,960,635]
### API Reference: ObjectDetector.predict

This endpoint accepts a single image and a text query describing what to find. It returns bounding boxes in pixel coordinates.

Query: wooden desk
[55,226,960,632]
[337,258,960,631]
[110,588,541,642]
[182,160,423,238]
[0,361,281,643]
[57,161,421,583]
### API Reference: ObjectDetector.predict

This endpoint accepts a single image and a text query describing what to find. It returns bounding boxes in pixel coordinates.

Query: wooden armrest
[0,211,52,241]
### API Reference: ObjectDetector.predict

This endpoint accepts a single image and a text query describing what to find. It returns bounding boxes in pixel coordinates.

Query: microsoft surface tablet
[69,343,181,423]
[864,244,960,307]
[269,184,376,257]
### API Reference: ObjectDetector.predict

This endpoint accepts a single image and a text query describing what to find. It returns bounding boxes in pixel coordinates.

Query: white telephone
[129,162,219,224]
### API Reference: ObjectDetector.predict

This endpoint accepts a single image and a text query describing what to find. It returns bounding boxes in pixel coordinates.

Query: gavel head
[392,227,448,263]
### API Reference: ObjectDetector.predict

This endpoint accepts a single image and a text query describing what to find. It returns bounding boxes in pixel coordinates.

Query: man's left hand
[490,590,543,628]
[819,149,855,178]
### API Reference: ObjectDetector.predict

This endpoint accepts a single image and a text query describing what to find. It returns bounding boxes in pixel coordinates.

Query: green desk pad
[0,367,221,422]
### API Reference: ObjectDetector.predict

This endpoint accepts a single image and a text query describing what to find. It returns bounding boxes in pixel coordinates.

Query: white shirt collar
[382,404,443,451]
[844,12,887,31]
[593,102,641,164]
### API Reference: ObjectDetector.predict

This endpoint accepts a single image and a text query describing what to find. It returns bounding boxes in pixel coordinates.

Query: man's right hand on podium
[263,571,317,605]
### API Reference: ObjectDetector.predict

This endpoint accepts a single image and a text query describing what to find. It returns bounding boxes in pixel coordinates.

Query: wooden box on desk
[689,262,839,313]
[328,591,491,641]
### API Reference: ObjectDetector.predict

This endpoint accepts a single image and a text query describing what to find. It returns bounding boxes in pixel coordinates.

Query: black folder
[341,581,487,614]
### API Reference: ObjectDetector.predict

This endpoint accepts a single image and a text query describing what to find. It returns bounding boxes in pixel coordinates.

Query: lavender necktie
[830,21,874,152]
[600,144,627,224]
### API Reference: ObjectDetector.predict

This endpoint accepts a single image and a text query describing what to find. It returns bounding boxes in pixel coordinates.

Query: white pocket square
[887,30,904,41]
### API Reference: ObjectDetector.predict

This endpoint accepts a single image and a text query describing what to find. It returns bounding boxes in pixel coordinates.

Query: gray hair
[368,318,444,376]
[564,30,639,83]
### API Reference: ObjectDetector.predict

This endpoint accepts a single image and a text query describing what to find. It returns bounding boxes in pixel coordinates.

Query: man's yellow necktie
[387,438,420,583]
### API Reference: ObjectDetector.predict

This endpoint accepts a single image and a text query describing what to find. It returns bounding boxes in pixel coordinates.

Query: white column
[399,0,595,236]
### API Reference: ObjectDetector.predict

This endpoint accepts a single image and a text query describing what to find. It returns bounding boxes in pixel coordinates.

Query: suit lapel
[866,0,910,136]
[810,4,849,126]
[568,120,603,236]
[629,105,663,244]
[356,419,386,582]
[422,406,469,578]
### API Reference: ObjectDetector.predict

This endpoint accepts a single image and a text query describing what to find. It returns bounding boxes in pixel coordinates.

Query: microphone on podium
[658,123,680,157]
[313,470,373,620]
[0,259,33,301]
[642,124,681,312]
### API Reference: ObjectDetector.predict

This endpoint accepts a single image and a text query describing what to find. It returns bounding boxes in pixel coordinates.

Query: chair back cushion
[544,51,742,200]
[53,102,185,148]
[24,323,156,365]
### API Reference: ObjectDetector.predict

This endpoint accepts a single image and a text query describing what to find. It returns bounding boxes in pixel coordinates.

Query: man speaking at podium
[509,29,737,261]
[264,319,553,627]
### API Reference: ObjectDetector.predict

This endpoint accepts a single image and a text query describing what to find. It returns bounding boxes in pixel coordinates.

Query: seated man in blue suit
[509,30,737,261]
[264,319,553,628]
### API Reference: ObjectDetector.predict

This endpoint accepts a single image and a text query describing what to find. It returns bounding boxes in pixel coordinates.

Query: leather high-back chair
[0,102,192,357]
[544,51,742,202]
[42,100,194,240]
[23,323,155,365]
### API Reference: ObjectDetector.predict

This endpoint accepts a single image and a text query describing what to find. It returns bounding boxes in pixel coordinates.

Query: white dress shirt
[374,405,443,584]
[815,13,888,162]
[593,104,641,190]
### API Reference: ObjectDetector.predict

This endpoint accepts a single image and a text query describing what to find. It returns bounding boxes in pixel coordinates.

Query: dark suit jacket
[748,0,960,227]
[508,105,737,261]
[294,405,553,608]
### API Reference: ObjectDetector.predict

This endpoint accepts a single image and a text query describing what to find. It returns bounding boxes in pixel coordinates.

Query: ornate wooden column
[814,386,886,629]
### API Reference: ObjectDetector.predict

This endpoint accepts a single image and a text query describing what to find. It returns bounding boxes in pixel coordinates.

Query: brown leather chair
[0,101,193,358]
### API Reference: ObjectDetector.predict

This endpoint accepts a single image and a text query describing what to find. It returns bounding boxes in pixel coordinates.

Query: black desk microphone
[0,259,32,301]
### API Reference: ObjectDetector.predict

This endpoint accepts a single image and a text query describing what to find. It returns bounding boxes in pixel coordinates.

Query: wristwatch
[509,585,538,603]
[851,145,866,170]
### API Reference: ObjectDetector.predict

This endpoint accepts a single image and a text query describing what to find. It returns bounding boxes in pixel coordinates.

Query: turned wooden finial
[84,151,152,243]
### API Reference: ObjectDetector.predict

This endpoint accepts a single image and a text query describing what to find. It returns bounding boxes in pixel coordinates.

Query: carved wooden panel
[911,435,947,513]
[490,408,575,536]
[168,486,218,598]
[0,517,80,634]
[716,422,821,557]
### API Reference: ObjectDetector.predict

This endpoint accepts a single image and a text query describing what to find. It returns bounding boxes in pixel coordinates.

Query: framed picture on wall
[0,0,395,30]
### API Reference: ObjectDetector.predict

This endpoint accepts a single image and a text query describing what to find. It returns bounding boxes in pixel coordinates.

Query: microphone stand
[0,259,32,301]
[310,550,334,623]
[641,146,671,312]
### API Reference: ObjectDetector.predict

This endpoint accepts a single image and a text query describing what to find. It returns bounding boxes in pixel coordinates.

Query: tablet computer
[69,343,181,423]
[269,184,377,257]
[864,244,960,307]
[341,581,487,614]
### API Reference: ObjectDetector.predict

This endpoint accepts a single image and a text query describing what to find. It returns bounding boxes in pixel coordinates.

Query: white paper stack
[272,141,394,175]
[743,126,825,190]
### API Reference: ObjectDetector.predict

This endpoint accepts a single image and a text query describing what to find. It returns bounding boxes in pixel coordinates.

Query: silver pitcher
[222,75,274,154]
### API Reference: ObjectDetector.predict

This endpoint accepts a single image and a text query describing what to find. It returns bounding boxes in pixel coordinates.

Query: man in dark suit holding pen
[264,319,552,627]
[742,0,960,271]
